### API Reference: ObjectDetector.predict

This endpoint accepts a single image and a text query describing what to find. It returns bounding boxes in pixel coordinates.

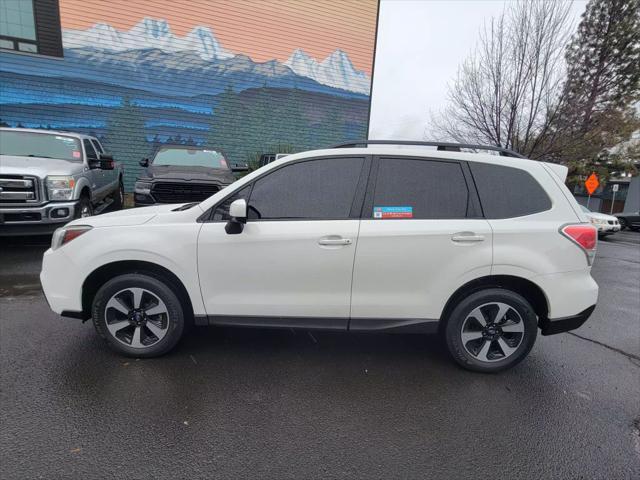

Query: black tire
[92,273,185,357]
[444,288,538,373]
[76,195,93,218]
[112,179,124,210]
[618,218,627,230]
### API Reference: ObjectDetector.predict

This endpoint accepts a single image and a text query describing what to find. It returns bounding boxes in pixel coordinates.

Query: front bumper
[0,201,78,236]
[539,305,596,335]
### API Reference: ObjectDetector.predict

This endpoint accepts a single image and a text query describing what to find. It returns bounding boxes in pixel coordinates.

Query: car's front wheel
[444,288,538,373]
[92,273,185,357]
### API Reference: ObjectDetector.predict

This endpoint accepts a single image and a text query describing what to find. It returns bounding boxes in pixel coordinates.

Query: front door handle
[451,232,485,242]
[318,237,352,246]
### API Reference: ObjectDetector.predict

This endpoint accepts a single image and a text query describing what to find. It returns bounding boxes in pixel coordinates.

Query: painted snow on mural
[62,18,371,95]
[0,13,374,187]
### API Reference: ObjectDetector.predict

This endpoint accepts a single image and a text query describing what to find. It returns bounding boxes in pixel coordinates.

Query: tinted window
[372,158,469,219]
[91,139,104,154]
[470,163,551,218]
[153,147,228,169]
[83,139,98,160]
[0,131,81,161]
[248,157,364,220]
[212,186,251,221]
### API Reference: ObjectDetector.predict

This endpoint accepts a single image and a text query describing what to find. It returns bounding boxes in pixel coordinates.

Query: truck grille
[151,182,220,203]
[0,176,39,204]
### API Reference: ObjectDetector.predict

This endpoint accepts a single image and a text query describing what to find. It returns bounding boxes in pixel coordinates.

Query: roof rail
[330,140,526,159]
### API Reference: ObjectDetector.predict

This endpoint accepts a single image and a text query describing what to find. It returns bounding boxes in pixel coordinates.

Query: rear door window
[469,163,551,218]
[370,158,470,219]
[91,139,104,154]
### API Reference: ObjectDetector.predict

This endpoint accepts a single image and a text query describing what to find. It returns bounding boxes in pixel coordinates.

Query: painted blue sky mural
[0,3,376,189]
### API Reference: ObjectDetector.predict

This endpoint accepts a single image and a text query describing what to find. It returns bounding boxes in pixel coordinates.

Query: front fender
[73,175,93,200]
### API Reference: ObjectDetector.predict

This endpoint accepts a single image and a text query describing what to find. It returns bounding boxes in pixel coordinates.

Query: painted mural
[0,0,378,188]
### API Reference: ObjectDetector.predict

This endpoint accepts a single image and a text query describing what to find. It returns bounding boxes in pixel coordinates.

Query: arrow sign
[585,173,599,195]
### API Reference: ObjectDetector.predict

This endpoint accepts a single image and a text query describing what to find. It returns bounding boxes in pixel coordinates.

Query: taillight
[560,224,597,265]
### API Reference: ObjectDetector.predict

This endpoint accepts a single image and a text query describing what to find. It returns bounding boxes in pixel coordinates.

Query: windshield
[153,147,228,169]
[0,131,82,162]
[580,205,591,213]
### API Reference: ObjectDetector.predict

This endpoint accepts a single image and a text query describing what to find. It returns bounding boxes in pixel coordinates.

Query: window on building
[371,158,470,219]
[0,0,63,57]
[248,157,365,220]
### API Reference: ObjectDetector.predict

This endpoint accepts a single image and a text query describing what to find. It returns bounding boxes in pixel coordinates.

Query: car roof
[0,127,97,141]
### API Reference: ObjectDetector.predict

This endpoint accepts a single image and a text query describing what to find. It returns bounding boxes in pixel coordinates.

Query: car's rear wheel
[92,273,185,357]
[444,288,538,373]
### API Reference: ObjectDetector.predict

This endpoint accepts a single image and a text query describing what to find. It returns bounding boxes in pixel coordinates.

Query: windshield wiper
[27,155,53,158]
[172,202,199,211]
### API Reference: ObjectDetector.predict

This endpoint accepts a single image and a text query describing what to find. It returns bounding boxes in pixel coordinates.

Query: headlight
[51,225,92,250]
[46,176,75,201]
[134,181,152,195]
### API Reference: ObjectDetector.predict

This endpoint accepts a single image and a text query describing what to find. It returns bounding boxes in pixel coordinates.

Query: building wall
[0,0,378,189]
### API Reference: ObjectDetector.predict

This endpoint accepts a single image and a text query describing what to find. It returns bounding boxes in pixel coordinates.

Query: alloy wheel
[460,302,525,362]
[104,287,170,349]
[81,204,92,217]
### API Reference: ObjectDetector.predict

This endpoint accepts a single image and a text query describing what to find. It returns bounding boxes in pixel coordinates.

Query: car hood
[0,155,84,178]
[585,211,617,221]
[144,165,235,183]
[67,204,191,228]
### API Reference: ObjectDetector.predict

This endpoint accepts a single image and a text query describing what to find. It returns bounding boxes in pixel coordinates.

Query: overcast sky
[368,0,588,140]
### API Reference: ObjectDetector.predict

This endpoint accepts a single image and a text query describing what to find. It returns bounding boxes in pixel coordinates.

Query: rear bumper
[539,305,596,335]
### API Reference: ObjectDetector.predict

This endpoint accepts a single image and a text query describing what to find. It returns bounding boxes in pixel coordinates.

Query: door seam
[347,218,362,330]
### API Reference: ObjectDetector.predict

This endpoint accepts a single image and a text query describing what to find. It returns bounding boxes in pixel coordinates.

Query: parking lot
[1,231,639,479]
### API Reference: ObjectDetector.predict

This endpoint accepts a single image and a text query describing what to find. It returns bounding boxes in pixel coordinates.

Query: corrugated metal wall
[0,0,378,189]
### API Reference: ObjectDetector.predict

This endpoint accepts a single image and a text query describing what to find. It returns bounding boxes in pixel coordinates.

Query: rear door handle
[318,237,352,246]
[451,232,485,242]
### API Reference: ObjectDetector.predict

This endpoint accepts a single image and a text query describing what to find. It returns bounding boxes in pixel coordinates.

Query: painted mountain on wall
[62,17,371,95]
[0,15,373,188]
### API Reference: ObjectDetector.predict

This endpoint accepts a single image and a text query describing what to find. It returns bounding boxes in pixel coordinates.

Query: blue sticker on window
[373,206,413,219]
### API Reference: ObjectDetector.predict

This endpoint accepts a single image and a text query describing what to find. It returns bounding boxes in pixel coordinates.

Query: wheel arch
[81,260,195,323]
[439,275,549,332]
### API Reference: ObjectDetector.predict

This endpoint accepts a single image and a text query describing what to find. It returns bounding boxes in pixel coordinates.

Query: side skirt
[194,315,439,334]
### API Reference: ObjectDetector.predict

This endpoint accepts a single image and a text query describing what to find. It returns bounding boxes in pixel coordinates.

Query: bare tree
[430,1,573,158]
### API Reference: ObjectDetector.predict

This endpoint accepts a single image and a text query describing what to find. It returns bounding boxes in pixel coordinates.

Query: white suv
[40,142,599,372]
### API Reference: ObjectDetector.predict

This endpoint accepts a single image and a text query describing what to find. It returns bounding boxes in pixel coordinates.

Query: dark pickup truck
[134,145,246,206]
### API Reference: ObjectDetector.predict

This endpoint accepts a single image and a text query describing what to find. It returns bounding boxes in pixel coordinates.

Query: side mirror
[90,155,114,170]
[139,158,149,168]
[98,153,114,170]
[225,199,247,234]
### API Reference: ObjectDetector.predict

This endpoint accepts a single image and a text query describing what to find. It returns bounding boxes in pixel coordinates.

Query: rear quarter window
[469,163,552,219]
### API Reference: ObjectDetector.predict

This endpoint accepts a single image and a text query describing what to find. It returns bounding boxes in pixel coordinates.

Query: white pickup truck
[0,128,124,236]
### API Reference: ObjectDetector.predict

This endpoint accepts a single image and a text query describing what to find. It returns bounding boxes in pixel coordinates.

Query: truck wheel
[444,288,538,373]
[619,218,627,230]
[92,273,185,357]
[76,195,93,218]
[112,179,124,210]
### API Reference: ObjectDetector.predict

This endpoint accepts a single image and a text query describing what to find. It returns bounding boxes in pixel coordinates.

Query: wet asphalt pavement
[1,232,639,479]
